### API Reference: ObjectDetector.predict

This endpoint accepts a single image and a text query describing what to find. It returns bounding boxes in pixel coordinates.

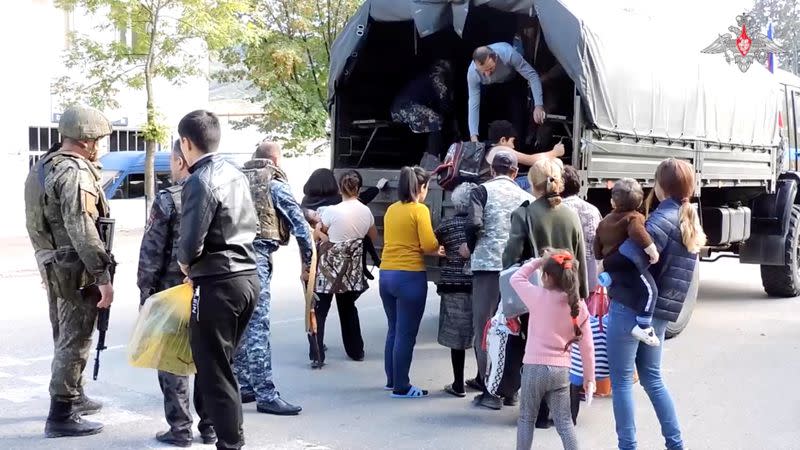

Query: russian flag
[767,22,775,73]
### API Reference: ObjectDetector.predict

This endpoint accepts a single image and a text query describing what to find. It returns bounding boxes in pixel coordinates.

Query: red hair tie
[551,253,574,270]
[571,317,578,326]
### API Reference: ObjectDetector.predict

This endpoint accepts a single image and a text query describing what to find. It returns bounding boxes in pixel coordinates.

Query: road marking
[296,440,331,450]
[0,356,29,367]
[0,386,47,403]
[96,406,154,426]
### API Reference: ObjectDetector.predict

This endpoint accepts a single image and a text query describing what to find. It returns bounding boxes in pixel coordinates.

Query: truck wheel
[665,266,699,339]
[761,205,800,297]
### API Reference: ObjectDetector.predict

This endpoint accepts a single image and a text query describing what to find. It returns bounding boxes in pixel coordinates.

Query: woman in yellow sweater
[380,166,440,398]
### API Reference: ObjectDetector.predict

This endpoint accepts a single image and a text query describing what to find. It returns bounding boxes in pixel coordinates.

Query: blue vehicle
[99,151,248,199]
[100,151,173,199]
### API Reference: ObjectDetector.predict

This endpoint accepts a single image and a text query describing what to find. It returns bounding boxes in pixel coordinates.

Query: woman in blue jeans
[379,167,441,398]
[604,159,706,450]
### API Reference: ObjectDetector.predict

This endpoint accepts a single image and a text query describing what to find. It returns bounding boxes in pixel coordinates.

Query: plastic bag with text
[128,283,195,376]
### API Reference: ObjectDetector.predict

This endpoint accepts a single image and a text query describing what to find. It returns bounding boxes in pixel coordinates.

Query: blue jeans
[606,301,683,450]
[379,270,428,393]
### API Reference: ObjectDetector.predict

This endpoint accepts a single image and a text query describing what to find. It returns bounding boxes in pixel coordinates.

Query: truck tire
[665,266,699,339]
[761,205,800,298]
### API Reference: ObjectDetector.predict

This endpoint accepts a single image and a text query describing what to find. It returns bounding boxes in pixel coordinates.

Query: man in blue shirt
[467,42,546,145]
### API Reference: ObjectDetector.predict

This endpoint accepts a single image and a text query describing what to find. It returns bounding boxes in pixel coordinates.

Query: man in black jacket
[177,110,259,450]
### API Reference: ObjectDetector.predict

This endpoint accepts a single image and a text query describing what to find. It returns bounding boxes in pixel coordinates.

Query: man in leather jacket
[176,110,259,450]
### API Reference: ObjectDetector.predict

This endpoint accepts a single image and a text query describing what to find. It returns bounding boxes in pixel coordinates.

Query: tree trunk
[143,5,160,221]
[144,76,156,219]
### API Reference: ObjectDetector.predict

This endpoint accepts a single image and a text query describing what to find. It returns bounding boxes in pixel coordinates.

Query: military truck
[327,0,800,337]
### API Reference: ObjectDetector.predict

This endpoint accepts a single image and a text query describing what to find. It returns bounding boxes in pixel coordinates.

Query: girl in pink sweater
[511,251,595,450]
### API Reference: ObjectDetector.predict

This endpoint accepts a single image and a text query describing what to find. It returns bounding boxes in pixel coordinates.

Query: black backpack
[434,141,487,190]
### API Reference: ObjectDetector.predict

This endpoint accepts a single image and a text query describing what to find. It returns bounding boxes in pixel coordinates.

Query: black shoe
[156,430,192,447]
[73,394,102,416]
[310,360,325,369]
[241,392,256,404]
[503,392,520,407]
[45,400,104,438]
[199,428,217,445]
[536,418,555,429]
[465,377,483,392]
[476,393,503,411]
[256,396,302,416]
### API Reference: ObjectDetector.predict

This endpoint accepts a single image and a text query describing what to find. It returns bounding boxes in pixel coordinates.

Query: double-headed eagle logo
[701,13,782,72]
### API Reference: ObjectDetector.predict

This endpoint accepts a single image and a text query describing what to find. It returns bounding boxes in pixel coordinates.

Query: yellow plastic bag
[128,283,196,376]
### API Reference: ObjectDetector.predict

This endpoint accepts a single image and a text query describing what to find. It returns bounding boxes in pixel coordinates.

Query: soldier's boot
[45,400,104,438]
[73,394,103,416]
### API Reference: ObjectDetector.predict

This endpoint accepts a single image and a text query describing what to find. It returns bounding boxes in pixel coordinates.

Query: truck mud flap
[740,177,798,265]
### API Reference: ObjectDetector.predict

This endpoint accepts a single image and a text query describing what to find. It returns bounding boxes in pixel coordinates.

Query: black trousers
[309,291,365,362]
[479,76,529,143]
[157,371,213,437]
[190,272,258,450]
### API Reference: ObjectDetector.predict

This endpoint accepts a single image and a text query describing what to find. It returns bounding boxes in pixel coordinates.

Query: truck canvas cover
[329,0,781,148]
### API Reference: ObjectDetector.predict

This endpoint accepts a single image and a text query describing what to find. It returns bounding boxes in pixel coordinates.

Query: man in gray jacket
[464,150,534,410]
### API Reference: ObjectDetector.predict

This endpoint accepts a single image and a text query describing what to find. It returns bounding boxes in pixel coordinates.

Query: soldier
[233,140,312,415]
[24,105,114,438]
[137,140,216,447]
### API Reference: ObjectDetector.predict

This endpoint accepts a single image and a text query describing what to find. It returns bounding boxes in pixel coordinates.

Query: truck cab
[328,0,800,337]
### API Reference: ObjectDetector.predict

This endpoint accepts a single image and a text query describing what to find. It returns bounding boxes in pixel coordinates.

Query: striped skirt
[438,292,474,350]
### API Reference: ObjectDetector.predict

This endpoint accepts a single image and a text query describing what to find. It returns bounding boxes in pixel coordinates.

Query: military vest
[471,176,534,272]
[241,159,290,245]
[24,150,110,296]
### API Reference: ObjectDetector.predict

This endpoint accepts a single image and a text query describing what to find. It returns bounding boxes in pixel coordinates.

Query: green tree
[750,0,800,74]
[54,0,254,213]
[218,0,360,154]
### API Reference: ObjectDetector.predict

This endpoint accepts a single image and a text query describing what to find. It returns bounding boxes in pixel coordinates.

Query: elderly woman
[502,158,588,430]
[435,182,478,397]
[560,165,602,292]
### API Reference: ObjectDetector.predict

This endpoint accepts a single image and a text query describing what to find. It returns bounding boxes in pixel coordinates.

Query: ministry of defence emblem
[701,13,782,72]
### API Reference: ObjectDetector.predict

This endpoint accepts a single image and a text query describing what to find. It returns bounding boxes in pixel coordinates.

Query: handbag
[587,286,610,331]
[498,207,541,318]
[482,300,521,397]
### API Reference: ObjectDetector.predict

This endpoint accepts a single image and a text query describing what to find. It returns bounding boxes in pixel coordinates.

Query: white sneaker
[631,326,661,346]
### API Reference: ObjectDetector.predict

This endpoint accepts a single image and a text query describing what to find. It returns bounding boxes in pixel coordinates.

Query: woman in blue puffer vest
[605,159,707,450]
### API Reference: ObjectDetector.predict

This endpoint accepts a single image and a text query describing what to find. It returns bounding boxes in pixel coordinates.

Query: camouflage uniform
[233,159,313,404]
[137,181,213,439]
[24,107,113,404]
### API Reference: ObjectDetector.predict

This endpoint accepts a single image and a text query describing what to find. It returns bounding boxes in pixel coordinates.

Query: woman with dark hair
[309,170,378,368]
[301,168,341,210]
[380,166,441,398]
[391,60,457,169]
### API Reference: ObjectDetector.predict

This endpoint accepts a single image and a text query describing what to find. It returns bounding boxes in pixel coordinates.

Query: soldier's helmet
[58,105,113,141]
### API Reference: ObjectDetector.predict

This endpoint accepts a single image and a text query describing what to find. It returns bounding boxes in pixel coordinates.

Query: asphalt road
[0,232,798,450]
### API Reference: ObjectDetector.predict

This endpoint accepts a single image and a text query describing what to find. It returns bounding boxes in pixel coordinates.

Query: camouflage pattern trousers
[48,291,97,402]
[233,241,278,403]
[157,371,213,438]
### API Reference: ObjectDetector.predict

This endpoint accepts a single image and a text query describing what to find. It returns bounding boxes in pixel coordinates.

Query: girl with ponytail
[606,158,706,450]
[510,249,594,450]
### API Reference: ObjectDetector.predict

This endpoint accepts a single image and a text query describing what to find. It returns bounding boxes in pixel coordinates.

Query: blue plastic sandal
[391,386,429,398]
